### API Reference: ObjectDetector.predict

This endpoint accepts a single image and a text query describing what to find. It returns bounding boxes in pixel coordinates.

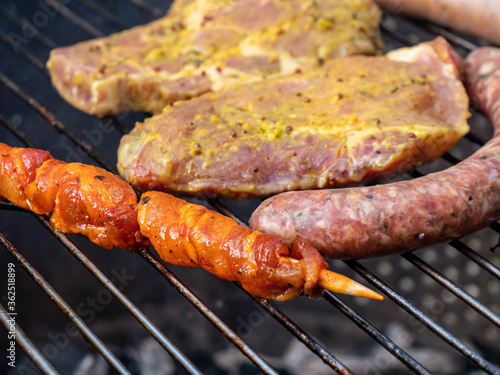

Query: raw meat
[47,0,382,116]
[248,46,500,259]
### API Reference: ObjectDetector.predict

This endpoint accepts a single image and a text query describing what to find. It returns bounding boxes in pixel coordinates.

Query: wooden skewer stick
[287,257,383,300]
[318,269,384,300]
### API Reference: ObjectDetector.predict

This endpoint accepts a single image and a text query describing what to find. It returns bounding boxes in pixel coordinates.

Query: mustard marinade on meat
[47,0,383,116]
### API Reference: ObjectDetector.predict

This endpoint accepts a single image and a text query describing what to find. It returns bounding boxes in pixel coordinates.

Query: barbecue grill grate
[0,1,499,374]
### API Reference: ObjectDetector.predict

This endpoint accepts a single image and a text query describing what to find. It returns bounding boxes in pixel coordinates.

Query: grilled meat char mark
[0,143,144,250]
[47,0,382,117]
[118,37,469,199]
[249,47,500,260]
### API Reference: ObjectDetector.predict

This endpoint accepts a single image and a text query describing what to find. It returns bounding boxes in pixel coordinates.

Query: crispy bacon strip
[138,191,383,301]
[0,143,144,250]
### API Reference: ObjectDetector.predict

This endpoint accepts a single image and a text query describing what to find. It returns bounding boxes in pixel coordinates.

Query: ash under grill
[0,1,499,374]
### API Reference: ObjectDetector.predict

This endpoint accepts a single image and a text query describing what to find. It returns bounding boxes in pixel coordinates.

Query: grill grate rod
[405,169,500,282]
[0,22,133,137]
[450,240,500,280]
[409,20,479,51]
[402,252,500,327]
[0,21,381,369]
[465,131,488,147]
[0,64,494,375]
[40,0,103,38]
[245,292,355,375]
[0,71,117,173]
[345,260,500,374]
[210,199,432,374]
[441,151,462,166]
[209,196,500,373]
[54,0,163,29]
[5,13,147,138]
[0,231,132,375]
[0,4,58,50]
[0,97,290,374]
[139,248,280,375]
[33,213,204,375]
[0,29,49,76]
[381,18,478,53]
[0,112,38,149]
[0,120,269,375]
[77,0,129,29]
[0,303,60,375]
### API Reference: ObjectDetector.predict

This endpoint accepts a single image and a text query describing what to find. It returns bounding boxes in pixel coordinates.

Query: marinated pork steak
[248,46,500,259]
[117,37,470,199]
[47,0,383,116]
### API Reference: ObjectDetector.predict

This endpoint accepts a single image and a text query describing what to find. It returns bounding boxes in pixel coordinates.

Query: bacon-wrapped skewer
[138,191,382,301]
[0,143,144,250]
[0,143,382,301]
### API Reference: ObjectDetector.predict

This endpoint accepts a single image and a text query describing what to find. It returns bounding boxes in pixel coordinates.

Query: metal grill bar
[0,232,132,375]
[0,97,280,374]
[0,93,281,373]
[0,31,131,138]
[0,29,49,75]
[209,200,437,374]
[0,2,499,374]
[466,131,488,146]
[126,0,164,18]
[0,16,360,373]
[410,21,479,51]
[0,113,38,148]
[0,303,60,375]
[0,38,294,374]
[245,292,354,375]
[102,115,132,135]
[345,260,499,374]
[0,4,58,49]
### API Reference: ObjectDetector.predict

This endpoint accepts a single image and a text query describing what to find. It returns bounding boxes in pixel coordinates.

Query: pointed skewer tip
[318,269,384,301]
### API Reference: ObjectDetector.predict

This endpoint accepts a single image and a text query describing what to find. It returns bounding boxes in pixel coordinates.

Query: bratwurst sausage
[249,46,500,259]
[374,0,500,45]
